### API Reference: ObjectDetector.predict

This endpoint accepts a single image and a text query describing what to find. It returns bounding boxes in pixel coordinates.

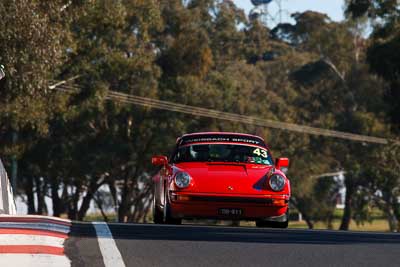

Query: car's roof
[177,132,268,148]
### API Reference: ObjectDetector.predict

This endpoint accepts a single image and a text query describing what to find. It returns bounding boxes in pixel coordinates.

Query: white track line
[92,222,126,267]
[0,215,71,223]
[0,222,70,234]
[0,254,70,267]
[0,234,65,247]
[0,218,71,267]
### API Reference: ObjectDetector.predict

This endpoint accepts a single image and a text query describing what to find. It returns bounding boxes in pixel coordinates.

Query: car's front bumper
[169,192,289,220]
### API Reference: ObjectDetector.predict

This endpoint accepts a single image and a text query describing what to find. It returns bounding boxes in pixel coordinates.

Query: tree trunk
[386,210,398,232]
[118,134,154,222]
[118,201,129,222]
[51,178,62,217]
[302,212,314,229]
[68,182,81,220]
[141,200,152,223]
[77,191,94,221]
[118,180,131,222]
[35,176,46,214]
[393,201,400,232]
[93,195,109,222]
[290,199,314,229]
[386,197,399,232]
[108,181,118,218]
[25,177,36,214]
[130,198,143,222]
[77,179,103,221]
[129,185,152,222]
[339,184,354,230]
[327,214,334,230]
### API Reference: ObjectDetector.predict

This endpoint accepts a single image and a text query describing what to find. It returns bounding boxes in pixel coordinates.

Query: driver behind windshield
[173,144,272,165]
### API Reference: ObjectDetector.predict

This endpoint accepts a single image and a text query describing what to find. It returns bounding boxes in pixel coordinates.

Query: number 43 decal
[253,148,268,158]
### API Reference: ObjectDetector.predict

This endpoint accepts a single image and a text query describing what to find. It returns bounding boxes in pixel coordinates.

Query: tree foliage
[0,0,69,151]
[0,0,399,230]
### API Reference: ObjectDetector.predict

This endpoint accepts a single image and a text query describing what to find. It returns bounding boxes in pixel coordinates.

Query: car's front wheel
[153,195,164,224]
[256,210,289,228]
[255,220,288,228]
[162,188,182,225]
[163,200,182,225]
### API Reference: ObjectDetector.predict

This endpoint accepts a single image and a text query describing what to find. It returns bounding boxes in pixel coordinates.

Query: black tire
[153,196,164,224]
[256,220,288,228]
[256,210,289,228]
[164,200,182,225]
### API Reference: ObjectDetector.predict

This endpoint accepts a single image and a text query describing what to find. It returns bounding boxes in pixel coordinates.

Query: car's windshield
[172,144,273,165]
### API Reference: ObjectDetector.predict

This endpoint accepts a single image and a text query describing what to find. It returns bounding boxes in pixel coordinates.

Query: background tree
[1,0,398,228]
[346,0,400,132]
[0,0,69,179]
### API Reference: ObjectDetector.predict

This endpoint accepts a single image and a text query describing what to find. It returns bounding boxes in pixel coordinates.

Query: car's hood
[173,162,275,195]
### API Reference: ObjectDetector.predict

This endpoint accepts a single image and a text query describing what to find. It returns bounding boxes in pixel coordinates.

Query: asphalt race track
[66,222,400,267]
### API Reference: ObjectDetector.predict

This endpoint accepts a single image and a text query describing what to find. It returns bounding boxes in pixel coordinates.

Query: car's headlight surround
[175,171,191,188]
[269,174,286,191]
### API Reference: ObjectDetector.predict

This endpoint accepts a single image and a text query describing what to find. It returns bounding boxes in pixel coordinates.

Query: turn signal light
[273,199,287,206]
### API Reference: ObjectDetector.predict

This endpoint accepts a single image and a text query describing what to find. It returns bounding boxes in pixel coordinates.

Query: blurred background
[0,0,399,232]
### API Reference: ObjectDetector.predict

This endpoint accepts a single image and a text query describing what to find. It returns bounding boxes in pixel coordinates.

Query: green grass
[288,219,389,232]
[83,213,118,222]
[287,208,389,232]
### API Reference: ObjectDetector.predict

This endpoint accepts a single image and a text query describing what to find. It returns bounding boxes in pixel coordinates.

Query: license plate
[218,208,243,216]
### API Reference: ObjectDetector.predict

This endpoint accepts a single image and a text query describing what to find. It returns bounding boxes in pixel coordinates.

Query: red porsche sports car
[151,132,290,228]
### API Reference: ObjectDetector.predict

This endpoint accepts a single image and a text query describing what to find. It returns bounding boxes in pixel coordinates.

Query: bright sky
[234,0,345,26]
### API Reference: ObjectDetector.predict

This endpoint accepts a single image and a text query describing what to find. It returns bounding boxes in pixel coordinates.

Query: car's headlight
[269,174,286,191]
[175,172,191,188]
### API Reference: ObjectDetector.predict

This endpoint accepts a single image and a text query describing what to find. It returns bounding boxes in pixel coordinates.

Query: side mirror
[275,158,289,174]
[152,155,168,166]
